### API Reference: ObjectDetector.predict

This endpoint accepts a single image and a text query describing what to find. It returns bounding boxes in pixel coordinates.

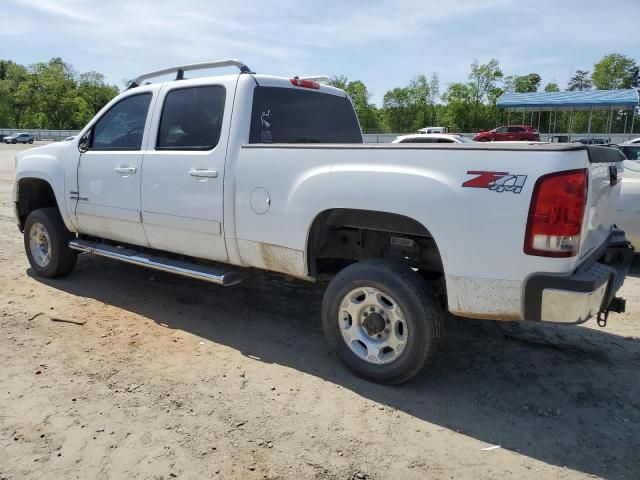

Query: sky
[2,0,639,105]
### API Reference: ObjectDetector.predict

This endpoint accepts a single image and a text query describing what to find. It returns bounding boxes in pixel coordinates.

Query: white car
[624,137,640,144]
[392,133,474,144]
[616,160,640,251]
[12,59,633,384]
[417,126,448,134]
[619,142,640,161]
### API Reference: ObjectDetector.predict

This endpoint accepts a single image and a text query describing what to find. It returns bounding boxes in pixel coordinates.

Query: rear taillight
[290,77,320,89]
[524,169,588,257]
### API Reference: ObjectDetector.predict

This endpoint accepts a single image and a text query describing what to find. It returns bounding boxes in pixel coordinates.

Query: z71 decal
[462,171,527,194]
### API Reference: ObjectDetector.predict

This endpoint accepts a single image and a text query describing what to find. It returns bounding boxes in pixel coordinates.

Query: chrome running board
[69,239,242,286]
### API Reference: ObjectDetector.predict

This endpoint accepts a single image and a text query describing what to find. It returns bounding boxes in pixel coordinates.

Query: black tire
[28,139,34,144]
[11,139,17,144]
[478,137,490,142]
[24,207,77,278]
[322,259,444,385]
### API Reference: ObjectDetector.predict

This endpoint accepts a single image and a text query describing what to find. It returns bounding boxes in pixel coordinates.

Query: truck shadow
[30,256,640,480]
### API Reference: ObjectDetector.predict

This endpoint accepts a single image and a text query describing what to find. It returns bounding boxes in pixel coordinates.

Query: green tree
[592,53,639,89]
[407,74,431,130]
[502,76,516,93]
[568,70,592,91]
[381,87,413,132]
[328,75,348,90]
[468,59,503,130]
[0,60,33,127]
[441,82,472,131]
[29,58,81,129]
[329,76,380,132]
[379,73,441,132]
[544,82,560,92]
[513,73,542,93]
[77,71,119,114]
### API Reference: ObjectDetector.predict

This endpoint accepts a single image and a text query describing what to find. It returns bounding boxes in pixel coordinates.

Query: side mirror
[78,131,91,153]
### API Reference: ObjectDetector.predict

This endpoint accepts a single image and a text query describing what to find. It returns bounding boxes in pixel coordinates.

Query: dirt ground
[1,143,639,480]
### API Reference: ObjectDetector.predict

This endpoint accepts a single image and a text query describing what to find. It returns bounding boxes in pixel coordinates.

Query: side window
[409,138,434,143]
[496,127,508,133]
[436,138,454,143]
[91,93,151,150]
[156,86,226,150]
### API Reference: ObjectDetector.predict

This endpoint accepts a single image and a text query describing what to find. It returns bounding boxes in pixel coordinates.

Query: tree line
[1,53,638,133]
[0,58,118,130]
[332,53,639,134]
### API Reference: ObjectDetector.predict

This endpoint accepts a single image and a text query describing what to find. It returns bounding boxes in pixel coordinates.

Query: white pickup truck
[12,60,634,384]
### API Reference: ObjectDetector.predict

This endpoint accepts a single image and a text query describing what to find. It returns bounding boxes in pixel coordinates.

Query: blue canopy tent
[496,89,639,142]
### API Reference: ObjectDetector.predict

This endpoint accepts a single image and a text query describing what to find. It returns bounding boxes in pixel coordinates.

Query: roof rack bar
[128,59,254,89]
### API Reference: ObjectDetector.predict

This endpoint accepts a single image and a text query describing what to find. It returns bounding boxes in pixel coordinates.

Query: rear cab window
[249,87,362,144]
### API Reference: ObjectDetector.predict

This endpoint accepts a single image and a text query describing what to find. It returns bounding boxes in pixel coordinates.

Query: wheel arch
[306,208,445,279]
[15,176,69,232]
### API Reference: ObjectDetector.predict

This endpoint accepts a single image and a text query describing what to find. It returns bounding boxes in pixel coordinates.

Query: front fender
[13,143,77,232]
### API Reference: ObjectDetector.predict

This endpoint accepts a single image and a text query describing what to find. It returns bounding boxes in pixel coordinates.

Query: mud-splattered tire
[322,259,444,385]
[24,207,77,278]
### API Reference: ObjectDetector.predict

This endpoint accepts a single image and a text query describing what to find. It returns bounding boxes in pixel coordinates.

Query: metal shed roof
[497,89,639,112]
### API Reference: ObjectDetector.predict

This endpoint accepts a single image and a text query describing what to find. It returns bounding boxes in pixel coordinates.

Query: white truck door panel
[76,92,154,246]
[141,80,236,263]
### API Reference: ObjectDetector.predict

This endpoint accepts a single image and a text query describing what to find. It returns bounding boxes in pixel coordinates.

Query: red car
[473,125,540,142]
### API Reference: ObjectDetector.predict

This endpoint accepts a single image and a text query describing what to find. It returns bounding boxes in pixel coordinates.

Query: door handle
[115,166,137,175]
[189,169,218,178]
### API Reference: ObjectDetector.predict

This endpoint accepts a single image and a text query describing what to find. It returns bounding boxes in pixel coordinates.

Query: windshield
[455,136,474,143]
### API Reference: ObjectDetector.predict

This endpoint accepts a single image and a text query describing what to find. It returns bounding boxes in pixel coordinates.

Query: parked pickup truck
[12,59,634,384]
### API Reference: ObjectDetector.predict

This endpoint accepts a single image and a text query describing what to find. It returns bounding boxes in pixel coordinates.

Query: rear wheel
[322,259,444,384]
[24,208,77,278]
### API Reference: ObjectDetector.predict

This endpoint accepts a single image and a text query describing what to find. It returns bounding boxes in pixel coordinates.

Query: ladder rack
[127,59,254,89]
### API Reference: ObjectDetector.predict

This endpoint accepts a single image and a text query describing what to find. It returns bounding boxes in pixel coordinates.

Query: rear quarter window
[249,87,362,144]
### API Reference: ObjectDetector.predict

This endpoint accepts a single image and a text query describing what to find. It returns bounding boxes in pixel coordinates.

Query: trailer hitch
[596,297,626,328]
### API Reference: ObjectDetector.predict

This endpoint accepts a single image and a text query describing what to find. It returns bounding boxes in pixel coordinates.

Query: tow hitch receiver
[597,297,626,327]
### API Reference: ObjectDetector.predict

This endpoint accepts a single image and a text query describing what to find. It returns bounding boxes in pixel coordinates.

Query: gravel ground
[1,143,639,480]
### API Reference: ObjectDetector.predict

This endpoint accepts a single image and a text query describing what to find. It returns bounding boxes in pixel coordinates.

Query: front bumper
[524,229,634,323]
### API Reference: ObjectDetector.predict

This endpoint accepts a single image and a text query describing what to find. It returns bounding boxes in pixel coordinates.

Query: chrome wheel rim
[29,222,52,268]
[338,287,408,365]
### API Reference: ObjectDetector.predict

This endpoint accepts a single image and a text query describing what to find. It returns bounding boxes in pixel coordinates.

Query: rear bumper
[524,229,634,323]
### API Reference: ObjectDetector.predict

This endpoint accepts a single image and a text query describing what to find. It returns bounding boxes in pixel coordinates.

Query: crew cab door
[75,91,155,246]
[140,80,234,262]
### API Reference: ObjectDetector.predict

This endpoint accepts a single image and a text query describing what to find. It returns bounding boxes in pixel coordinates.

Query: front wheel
[322,259,444,384]
[11,139,17,144]
[24,208,77,278]
[28,139,34,144]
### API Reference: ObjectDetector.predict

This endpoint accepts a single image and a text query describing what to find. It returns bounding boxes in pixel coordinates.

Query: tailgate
[580,146,626,259]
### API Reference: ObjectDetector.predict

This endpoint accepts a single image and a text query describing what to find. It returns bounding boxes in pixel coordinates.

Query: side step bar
[69,239,242,286]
